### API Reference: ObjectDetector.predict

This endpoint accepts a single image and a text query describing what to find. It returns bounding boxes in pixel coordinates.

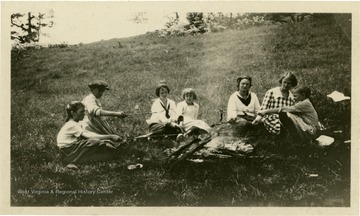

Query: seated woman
[81,80,127,138]
[257,87,320,144]
[226,76,261,136]
[252,72,298,135]
[57,101,121,169]
[176,88,212,139]
[146,81,183,138]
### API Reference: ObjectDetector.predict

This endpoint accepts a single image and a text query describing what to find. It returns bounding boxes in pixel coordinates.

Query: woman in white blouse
[146,81,183,137]
[227,76,261,123]
[226,76,261,137]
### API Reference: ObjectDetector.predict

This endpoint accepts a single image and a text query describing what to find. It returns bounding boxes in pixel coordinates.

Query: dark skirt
[149,123,182,136]
[228,116,260,138]
[59,139,119,164]
[279,112,316,143]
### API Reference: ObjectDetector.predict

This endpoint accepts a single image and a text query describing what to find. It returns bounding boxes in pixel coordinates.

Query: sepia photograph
[1,1,359,215]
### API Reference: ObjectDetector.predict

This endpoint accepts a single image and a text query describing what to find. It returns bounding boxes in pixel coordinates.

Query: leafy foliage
[160,12,271,37]
[11,11,54,44]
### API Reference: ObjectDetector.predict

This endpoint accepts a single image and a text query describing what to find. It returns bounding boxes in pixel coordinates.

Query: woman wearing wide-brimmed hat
[81,80,127,137]
[252,72,298,135]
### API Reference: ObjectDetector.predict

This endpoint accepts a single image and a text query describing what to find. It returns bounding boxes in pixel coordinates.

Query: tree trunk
[27,12,32,36]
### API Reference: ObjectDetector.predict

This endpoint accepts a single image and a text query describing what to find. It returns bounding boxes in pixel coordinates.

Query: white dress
[176,101,211,132]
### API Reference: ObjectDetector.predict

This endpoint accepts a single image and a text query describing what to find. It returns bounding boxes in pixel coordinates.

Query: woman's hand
[243,108,252,113]
[252,115,263,125]
[117,111,127,118]
[227,117,237,124]
[257,110,266,116]
[110,135,121,141]
[169,122,184,132]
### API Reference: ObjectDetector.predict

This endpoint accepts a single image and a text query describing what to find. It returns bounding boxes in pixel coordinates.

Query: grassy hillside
[11,15,351,206]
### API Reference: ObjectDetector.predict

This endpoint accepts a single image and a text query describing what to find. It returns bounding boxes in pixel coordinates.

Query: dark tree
[186,12,206,33]
[263,13,313,24]
[11,12,54,44]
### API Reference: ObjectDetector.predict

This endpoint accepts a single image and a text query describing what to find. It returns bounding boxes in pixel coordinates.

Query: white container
[316,135,335,147]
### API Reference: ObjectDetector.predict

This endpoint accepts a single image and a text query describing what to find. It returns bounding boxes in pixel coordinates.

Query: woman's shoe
[66,163,79,170]
[176,133,185,142]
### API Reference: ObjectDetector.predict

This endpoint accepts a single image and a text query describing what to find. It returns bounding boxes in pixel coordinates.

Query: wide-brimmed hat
[88,80,110,90]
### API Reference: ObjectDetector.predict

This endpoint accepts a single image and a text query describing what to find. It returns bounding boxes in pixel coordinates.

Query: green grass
[11,15,351,206]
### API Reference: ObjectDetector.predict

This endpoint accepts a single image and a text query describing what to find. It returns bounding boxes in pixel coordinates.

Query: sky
[4,1,265,45]
[6,2,191,44]
[5,1,358,45]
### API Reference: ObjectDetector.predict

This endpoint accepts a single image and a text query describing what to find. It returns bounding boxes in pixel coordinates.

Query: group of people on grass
[57,72,320,169]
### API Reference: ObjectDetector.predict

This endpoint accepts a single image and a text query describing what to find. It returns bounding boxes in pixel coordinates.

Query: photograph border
[1,1,359,215]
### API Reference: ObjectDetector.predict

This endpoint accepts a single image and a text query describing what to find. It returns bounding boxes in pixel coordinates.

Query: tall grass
[11,15,351,206]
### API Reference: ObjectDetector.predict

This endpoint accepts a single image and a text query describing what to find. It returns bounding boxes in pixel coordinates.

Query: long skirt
[59,139,119,164]
[183,119,211,133]
[82,115,118,135]
[262,114,282,135]
[228,116,259,138]
[149,123,182,136]
[81,115,123,147]
[279,112,317,143]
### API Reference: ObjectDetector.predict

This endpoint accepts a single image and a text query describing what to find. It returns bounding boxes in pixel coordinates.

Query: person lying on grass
[252,72,297,135]
[226,76,261,136]
[145,81,183,140]
[176,88,212,141]
[255,86,320,144]
[81,80,127,144]
[57,101,122,169]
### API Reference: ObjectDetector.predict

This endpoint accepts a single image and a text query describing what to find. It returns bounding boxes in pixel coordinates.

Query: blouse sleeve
[66,123,83,138]
[227,93,237,121]
[260,90,273,110]
[83,96,101,116]
[293,100,312,113]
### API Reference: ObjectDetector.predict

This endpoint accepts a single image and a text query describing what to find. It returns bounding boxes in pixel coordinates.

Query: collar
[273,87,293,99]
[90,93,98,100]
[236,91,251,99]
